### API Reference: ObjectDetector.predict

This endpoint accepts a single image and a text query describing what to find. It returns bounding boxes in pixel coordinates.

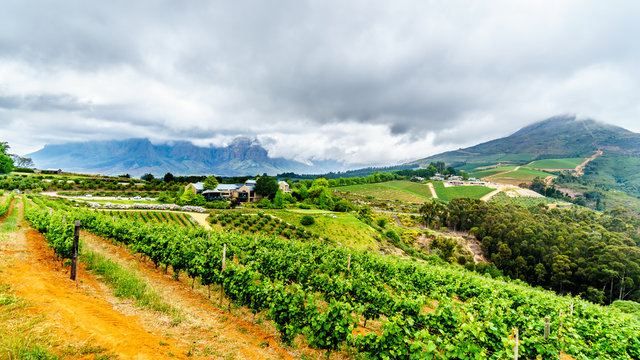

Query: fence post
[219,243,226,306]
[570,300,574,316]
[544,316,550,340]
[513,327,519,360]
[347,253,351,271]
[70,220,80,281]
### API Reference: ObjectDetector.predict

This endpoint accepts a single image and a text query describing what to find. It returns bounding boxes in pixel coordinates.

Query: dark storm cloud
[1,0,640,164]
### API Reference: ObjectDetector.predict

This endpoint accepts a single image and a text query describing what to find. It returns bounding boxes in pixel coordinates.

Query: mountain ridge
[409,115,640,167]
[27,137,344,177]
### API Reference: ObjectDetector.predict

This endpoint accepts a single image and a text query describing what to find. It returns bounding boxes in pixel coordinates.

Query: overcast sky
[1,0,639,166]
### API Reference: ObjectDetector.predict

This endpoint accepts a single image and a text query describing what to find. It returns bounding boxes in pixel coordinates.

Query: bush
[300,215,315,226]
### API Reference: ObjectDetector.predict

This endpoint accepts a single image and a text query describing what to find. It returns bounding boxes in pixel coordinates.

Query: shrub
[300,215,315,226]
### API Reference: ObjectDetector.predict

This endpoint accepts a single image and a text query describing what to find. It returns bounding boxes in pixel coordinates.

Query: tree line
[420,198,640,304]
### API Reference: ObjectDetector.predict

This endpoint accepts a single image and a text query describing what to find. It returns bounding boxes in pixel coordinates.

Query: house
[201,179,262,203]
[184,182,205,194]
[278,181,290,193]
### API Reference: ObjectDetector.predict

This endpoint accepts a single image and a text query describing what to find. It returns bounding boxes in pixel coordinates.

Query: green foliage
[432,182,493,201]
[203,176,219,190]
[300,215,315,226]
[255,174,279,199]
[423,197,640,303]
[24,206,640,359]
[272,190,284,209]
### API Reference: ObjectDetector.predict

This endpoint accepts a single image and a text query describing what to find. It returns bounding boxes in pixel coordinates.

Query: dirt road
[427,182,438,199]
[480,189,501,201]
[575,150,602,176]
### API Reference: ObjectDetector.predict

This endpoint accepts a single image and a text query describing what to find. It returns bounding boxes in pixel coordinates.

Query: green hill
[409,115,640,169]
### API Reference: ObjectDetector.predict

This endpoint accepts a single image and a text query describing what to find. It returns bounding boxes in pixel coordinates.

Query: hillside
[409,115,640,210]
[410,115,640,169]
[27,137,344,177]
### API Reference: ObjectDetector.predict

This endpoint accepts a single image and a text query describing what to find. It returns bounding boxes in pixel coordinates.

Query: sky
[1,0,639,167]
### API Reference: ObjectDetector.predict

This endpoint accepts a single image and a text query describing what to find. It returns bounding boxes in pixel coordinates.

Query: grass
[267,209,379,250]
[0,197,20,241]
[334,180,432,203]
[432,182,494,202]
[0,283,59,360]
[81,249,184,324]
[528,157,585,169]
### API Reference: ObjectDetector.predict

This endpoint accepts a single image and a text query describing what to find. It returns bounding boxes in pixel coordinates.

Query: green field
[528,157,585,169]
[432,182,494,202]
[335,180,432,203]
[265,209,379,250]
[485,167,554,185]
[470,166,516,179]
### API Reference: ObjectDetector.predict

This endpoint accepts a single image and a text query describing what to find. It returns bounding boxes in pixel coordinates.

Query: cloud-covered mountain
[27,137,344,177]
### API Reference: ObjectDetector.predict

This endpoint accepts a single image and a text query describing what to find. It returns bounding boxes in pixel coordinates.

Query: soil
[480,189,501,201]
[426,182,438,199]
[574,150,602,176]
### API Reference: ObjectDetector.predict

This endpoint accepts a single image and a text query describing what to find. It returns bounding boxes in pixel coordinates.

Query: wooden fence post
[513,327,519,360]
[570,300,574,316]
[544,316,550,340]
[219,243,226,306]
[347,253,351,271]
[70,220,80,282]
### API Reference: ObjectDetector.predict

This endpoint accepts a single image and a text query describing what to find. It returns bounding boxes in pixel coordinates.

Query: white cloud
[1,0,639,165]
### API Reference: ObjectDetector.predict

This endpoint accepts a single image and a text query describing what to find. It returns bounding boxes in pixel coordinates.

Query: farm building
[198,179,262,203]
[278,180,290,193]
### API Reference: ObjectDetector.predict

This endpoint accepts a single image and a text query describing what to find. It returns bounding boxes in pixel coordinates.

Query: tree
[0,142,14,174]
[141,173,155,181]
[203,176,219,190]
[420,200,446,228]
[273,190,284,208]
[255,174,279,199]
[163,172,175,183]
[10,155,34,168]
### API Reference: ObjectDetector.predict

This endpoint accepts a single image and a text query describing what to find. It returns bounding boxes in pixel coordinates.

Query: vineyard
[0,193,15,217]
[97,210,197,228]
[209,211,321,242]
[21,201,640,359]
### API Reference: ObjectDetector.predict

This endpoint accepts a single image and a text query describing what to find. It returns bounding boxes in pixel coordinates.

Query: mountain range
[409,115,640,168]
[27,137,344,177]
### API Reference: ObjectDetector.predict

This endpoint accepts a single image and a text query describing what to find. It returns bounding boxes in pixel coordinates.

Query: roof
[216,184,241,191]
[191,182,204,191]
[245,179,257,185]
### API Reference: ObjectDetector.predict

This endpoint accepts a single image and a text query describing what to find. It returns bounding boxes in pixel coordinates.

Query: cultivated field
[432,182,494,201]
[484,167,554,185]
[528,157,586,170]
[335,180,432,203]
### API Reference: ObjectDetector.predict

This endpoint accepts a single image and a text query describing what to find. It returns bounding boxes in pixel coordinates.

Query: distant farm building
[185,179,262,203]
[278,181,291,193]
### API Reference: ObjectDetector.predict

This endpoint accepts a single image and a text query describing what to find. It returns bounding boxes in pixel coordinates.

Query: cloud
[1,0,640,165]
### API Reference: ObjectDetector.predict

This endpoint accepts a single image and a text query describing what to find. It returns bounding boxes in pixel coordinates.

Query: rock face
[27,137,343,176]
